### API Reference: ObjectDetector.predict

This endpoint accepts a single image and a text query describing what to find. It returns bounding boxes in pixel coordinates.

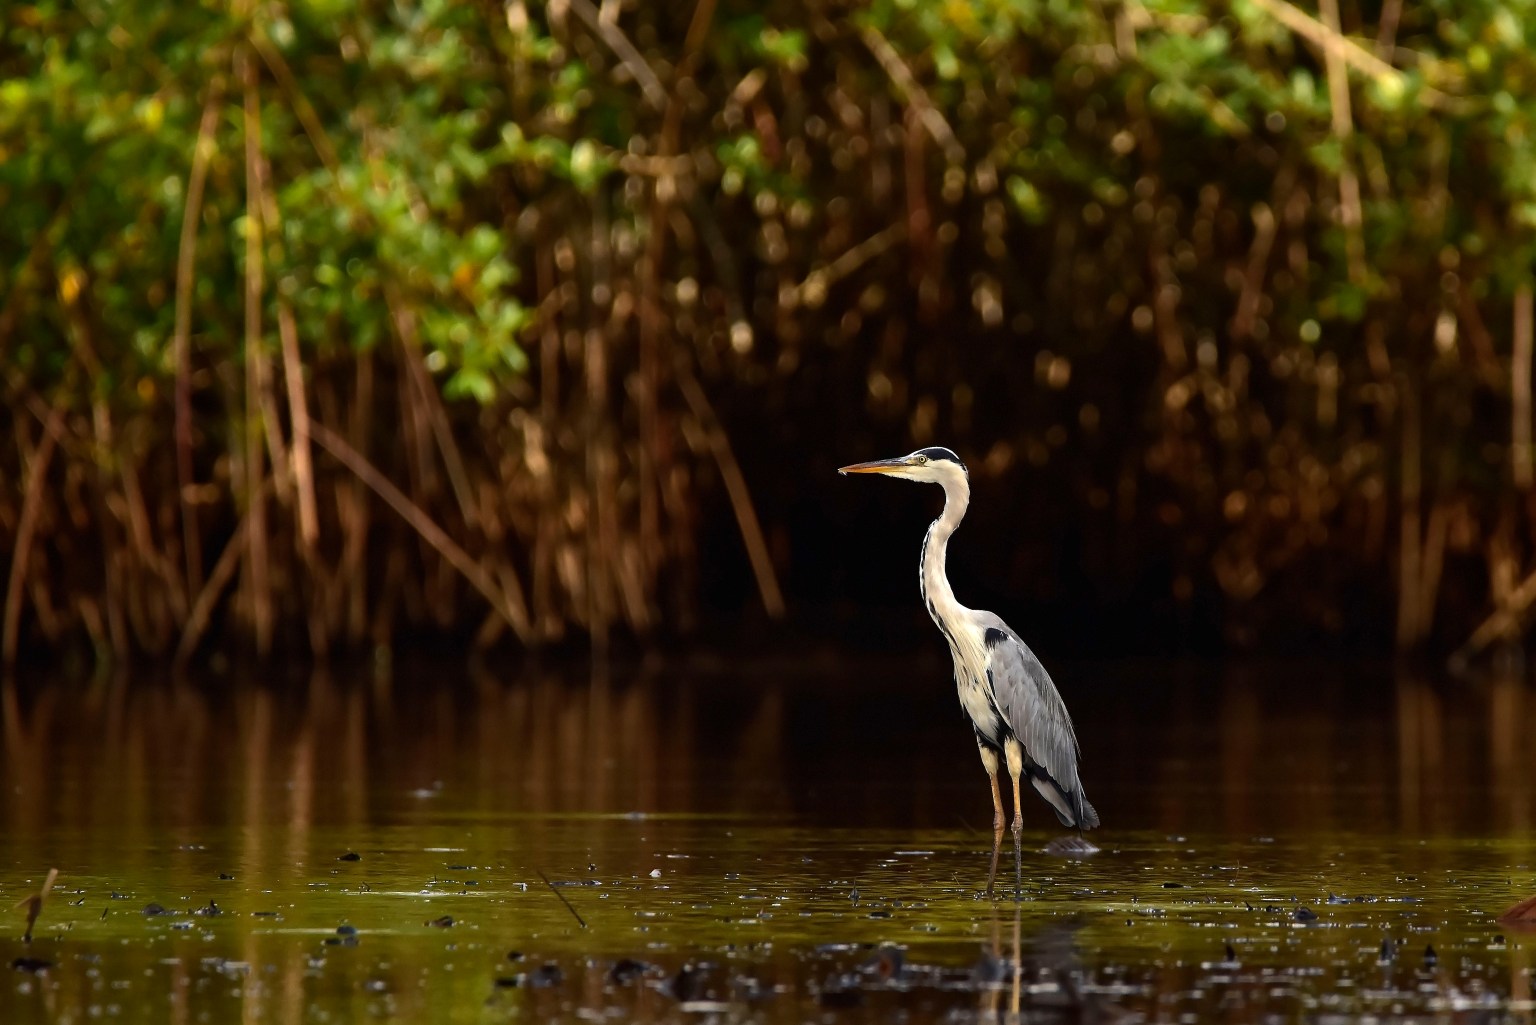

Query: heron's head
[838,446,967,485]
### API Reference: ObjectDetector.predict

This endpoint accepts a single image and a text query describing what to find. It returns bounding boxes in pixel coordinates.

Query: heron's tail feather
[1031,772,1100,830]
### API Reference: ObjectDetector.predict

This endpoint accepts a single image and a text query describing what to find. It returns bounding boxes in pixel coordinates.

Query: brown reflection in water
[1218,669,1260,839]
[1490,666,1531,834]
[1110,663,1536,839]
[1396,672,1444,835]
[0,666,801,848]
[3,662,1536,860]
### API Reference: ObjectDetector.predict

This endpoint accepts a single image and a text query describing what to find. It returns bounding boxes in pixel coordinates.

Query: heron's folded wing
[981,620,1084,800]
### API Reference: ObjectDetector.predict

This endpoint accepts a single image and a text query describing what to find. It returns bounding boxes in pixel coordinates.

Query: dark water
[1,658,1533,1023]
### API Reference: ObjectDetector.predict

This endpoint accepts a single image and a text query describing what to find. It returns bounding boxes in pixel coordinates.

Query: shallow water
[0,659,1533,1023]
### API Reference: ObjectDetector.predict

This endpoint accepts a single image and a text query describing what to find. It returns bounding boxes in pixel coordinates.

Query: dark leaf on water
[337,852,361,862]
[861,946,905,980]
[818,989,864,1008]
[426,915,454,928]
[10,957,53,974]
[530,963,563,988]
[608,958,652,984]
[970,949,1006,986]
[494,976,522,988]
[671,964,702,1001]
[142,903,169,916]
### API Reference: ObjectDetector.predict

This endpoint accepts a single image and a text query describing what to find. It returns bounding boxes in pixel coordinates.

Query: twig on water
[536,869,587,929]
[15,868,58,943]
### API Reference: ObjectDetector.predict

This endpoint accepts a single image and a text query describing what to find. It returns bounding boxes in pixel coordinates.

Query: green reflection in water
[0,662,1532,1023]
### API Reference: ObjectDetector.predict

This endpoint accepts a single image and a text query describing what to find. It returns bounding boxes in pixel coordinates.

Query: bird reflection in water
[974,910,1127,1024]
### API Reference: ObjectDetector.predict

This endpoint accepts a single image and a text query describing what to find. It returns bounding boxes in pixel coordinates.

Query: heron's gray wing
[978,614,1099,829]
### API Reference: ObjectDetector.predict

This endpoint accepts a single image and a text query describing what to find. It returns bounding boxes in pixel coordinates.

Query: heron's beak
[838,456,912,476]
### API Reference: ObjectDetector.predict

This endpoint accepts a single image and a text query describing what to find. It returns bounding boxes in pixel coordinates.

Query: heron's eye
[914,454,928,465]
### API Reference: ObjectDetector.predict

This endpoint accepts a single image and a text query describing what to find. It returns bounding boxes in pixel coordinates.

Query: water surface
[1,659,1532,1022]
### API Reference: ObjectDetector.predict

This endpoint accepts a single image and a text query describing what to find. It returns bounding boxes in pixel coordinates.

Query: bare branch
[308,421,534,642]
[780,225,907,311]
[565,0,668,112]
[1248,0,1460,112]
[675,370,785,620]
[858,24,966,165]
[173,75,224,599]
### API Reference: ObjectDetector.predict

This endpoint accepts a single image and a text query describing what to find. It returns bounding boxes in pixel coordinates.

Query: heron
[840,446,1098,897]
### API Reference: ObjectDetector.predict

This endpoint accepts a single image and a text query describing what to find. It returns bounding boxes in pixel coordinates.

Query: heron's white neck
[920,474,972,632]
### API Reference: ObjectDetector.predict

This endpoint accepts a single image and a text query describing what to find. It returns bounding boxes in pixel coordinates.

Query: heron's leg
[979,744,1004,899]
[1004,739,1026,901]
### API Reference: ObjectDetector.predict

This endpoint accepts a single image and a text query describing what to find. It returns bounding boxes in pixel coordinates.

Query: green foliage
[0,0,527,403]
[9,0,1536,657]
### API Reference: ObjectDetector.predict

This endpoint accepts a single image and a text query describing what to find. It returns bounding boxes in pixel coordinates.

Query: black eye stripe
[914,446,965,470]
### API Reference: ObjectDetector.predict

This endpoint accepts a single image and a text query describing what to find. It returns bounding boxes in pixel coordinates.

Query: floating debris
[426,915,454,928]
[325,924,359,948]
[1293,907,1318,922]
[537,869,587,929]
[530,963,563,988]
[10,957,53,974]
[142,903,171,917]
[1497,894,1536,928]
[14,868,57,943]
[337,852,362,862]
[861,945,906,981]
[818,988,863,1009]
[608,958,652,984]
[671,963,703,1002]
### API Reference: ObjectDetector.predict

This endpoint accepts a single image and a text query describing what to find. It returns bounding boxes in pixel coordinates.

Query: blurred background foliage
[4,0,1536,667]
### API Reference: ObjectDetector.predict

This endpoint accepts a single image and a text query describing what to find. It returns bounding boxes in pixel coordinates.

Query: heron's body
[841,445,1097,895]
